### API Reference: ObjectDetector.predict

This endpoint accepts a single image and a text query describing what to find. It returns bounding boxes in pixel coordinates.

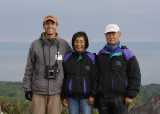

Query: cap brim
[105,30,119,33]
[44,19,56,23]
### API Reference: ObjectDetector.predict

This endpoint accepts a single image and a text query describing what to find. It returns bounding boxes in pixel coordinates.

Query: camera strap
[41,39,59,67]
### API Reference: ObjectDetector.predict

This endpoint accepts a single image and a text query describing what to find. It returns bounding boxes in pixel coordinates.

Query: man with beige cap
[23,14,71,114]
[97,24,141,114]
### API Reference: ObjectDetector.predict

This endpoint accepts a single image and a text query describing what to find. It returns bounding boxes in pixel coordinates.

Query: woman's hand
[62,98,68,109]
[88,97,94,106]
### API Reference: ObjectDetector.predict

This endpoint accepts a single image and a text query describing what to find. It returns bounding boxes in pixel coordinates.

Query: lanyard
[41,39,59,66]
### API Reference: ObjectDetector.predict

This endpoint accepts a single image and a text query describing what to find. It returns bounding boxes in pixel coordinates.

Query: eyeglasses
[74,40,85,44]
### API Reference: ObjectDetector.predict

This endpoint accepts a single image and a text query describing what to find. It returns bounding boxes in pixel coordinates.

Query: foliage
[0,81,160,114]
[61,108,69,114]
[0,98,29,114]
[139,84,160,101]
[0,81,24,102]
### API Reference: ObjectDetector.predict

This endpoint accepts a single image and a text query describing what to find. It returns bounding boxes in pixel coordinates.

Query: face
[105,32,121,46]
[43,20,58,37]
[74,36,85,53]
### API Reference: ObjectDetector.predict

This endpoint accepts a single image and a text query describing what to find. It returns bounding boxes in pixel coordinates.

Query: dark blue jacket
[98,42,141,98]
[61,51,98,99]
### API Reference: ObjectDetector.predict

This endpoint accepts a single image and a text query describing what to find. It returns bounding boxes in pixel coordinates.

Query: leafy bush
[0,81,160,114]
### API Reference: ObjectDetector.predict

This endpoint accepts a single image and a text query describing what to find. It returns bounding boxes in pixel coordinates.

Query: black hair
[72,31,89,49]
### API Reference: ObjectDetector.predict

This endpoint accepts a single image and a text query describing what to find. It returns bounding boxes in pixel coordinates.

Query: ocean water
[0,42,160,85]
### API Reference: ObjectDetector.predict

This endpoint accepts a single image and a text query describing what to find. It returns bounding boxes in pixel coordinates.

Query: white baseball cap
[105,24,120,33]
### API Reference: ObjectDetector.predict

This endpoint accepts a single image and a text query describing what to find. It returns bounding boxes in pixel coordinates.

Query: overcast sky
[0,0,160,42]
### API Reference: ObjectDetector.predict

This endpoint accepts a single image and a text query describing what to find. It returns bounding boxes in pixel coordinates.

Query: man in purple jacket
[97,24,141,114]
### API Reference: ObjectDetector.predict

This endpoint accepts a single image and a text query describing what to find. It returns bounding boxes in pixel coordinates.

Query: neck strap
[40,39,59,66]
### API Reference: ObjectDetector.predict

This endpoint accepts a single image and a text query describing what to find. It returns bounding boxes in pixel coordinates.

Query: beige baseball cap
[43,14,58,24]
[105,24,120,33]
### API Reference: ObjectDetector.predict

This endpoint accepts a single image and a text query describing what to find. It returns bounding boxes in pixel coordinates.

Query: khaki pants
[29,94,62,114]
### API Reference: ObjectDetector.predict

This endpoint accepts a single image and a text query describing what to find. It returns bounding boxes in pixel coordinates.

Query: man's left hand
[125,97,133,105]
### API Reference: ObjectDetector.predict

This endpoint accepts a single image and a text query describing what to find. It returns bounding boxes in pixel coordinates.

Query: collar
[40,32,59,45]
[43,32,59,40]
[72,50,87,62]
[102,42,122,53]
[105,42,120,52]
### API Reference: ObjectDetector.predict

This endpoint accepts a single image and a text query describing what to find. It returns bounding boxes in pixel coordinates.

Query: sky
[0,0,160,42]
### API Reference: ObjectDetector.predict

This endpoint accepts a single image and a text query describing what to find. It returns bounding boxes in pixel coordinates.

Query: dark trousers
[98,96,128,114]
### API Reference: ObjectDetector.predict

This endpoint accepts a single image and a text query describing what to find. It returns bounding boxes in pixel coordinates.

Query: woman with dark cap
[61,31,98,114]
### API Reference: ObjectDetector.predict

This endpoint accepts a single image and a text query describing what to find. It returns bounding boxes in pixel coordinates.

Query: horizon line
[0,40,160,43]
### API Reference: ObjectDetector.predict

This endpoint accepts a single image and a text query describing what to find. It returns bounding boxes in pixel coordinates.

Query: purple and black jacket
[61,51,98,99]
[98,42,141,99]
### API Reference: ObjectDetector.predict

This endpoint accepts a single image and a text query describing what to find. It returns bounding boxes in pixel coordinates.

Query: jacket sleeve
[90,55,99,98]
[126,56,141,98]
[23,42,35,92]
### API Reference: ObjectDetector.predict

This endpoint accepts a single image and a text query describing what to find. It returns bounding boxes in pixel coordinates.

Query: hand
[125,97,133,105]
[88,97,94,106]
[25,91,32,101]
[62,99,68,109]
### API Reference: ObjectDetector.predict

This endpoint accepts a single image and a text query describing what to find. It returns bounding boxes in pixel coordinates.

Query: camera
[45,64,60,79]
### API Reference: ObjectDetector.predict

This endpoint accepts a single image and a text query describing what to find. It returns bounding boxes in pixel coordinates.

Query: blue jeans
[67,97,93,114]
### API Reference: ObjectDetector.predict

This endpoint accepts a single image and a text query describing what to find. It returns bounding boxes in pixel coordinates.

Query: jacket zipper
[48,42,51,95]
[49,42,51,66]
[103,54,111,96]
[106,55,127,93]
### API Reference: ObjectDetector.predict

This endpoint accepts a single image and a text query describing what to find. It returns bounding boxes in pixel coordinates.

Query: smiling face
[74,36,85,53]
[43,20,58,38]
[105,32,121,46]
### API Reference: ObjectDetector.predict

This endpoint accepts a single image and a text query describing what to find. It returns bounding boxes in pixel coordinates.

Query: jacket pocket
[83,77,87,94]
[64,76,73,95]
[83,76,91,95]
[68,78,72,94]
[112,76,127,93]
